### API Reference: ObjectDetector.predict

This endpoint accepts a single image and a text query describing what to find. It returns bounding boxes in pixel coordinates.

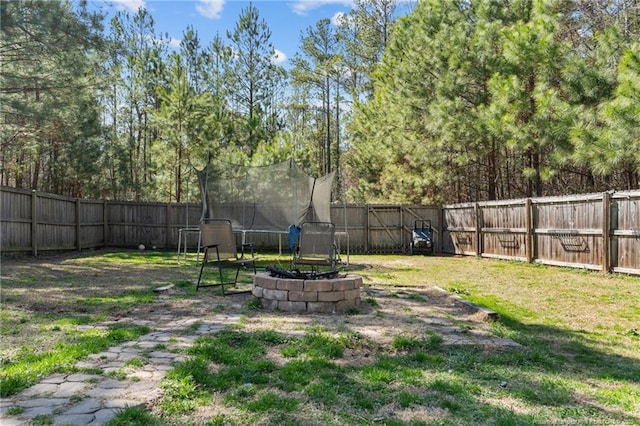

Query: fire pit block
[253,272,362,313]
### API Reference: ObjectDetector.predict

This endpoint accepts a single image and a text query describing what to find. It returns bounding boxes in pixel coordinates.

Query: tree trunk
[487,139,497,201]
[325,74,331,175]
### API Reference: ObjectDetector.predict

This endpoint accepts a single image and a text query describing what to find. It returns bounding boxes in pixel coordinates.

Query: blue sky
[95,0,368,67]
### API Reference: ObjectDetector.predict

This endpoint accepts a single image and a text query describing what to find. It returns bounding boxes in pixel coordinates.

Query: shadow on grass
[496,309,640,380]
[159,309,639,425]
[3,252,639,424]
[363,288,639,424]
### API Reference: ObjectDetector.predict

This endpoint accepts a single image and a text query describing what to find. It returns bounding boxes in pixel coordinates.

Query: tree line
[1,0,638,205]
[348,0,640,203]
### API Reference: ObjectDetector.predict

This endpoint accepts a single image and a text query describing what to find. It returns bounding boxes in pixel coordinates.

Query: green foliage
[0,325,149,397]
[31,415,54,425]
[161,373,203,414]
[105,406,164,426]
[226,3,285,156]
[5,406,24,416]
[106,368,128,380]
[348,0,640,203]
[3,0,639,206]
[596,43,640,177]
[392,333,443,351]
[79,291,155,310]
[245,391,299,413]
[189,330,268,365]
[290,18,342,177]
[2,251,639,424]
[124,357,145,368]
[0,0,105,195]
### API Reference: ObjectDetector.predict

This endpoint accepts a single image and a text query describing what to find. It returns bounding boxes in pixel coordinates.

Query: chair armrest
[239,242,255,258]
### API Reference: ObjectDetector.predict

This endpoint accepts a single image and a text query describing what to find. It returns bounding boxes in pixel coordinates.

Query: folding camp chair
[291,221,337,272]
[196,219,257,295]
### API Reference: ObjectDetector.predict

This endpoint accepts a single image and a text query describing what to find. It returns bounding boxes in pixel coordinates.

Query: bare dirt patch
[1,250,512,368]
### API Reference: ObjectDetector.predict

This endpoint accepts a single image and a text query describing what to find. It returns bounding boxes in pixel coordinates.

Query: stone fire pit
[252,272,362,313]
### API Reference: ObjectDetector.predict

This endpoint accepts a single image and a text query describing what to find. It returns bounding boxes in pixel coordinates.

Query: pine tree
[592,44,640,188]
[104,7,167,200]
[291,19,341,176]
[226,3,282,156]
[0,0,104,195]
[337,0,401,101]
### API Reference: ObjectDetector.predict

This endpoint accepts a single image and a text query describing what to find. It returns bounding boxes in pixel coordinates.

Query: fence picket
[1,186,638,275]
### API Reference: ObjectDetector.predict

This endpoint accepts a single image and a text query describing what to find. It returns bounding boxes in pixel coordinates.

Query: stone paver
[0,305,235,426]
[0,288,518,425]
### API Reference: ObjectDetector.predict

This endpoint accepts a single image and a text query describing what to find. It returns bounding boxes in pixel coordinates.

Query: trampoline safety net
[196,158,335,231]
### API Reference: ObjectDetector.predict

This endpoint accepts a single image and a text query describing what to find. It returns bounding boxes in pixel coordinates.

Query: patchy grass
[1,250,639,425]
[105,405,163,426]
[351,255,639,357]
[0,324,149,396]
[145,323,636,424]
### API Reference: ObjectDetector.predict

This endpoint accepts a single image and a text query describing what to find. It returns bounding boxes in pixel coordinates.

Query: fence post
[525,198,533,263]
[103,200,109,248]
[76,199,81,251]
[438,205,443,253]
[166,203,172,249]
[31,190,38,256]
[364,205,369,253]
[475,202,482,256]
[602,191,611,273]
[400,206,404,252]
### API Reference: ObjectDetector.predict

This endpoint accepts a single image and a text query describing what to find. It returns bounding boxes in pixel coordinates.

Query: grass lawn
[1,250,638,425]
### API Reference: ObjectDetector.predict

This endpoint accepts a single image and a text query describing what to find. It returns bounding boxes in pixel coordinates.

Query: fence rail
[442,191,640,275]
[1,186,638,275]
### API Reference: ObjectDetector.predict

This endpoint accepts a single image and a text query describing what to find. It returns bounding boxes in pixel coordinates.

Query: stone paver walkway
[0,287,519,425]
[0,296,241,426]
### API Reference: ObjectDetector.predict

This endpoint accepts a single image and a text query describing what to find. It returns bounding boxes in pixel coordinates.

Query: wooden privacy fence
[442,191,640,275]
[0,186,440,255]
[1,186,638,274]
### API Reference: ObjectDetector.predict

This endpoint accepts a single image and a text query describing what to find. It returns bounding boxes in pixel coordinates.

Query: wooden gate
[367,205,404,253]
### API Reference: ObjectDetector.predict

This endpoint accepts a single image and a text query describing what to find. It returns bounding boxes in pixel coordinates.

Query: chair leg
[221,260,255,296]
[234,265,241,289]
[199,249,257,296]
[196,248,209,291]
[216,248,226,296]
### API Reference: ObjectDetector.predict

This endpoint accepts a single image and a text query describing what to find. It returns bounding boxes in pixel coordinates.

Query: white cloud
[291,0,353,16]
[111,0,145,12]
[272,49,287,64]
[196,0,225,19]
[168,37,181,49]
